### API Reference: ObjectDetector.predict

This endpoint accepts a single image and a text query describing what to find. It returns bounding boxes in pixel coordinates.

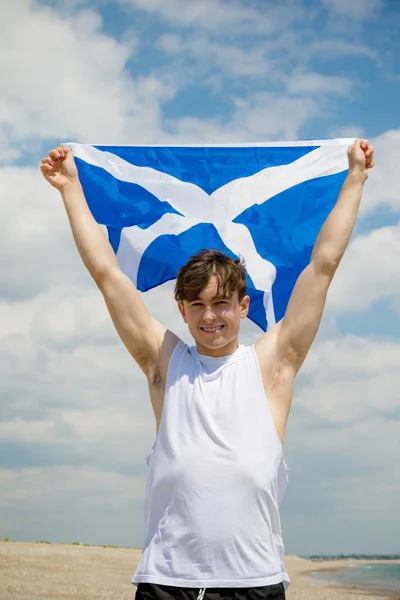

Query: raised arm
[255,139,374,432]
[40,147,179,387]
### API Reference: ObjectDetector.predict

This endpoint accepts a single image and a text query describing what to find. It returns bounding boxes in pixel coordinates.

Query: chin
[197,330,236,350]
[200,336,228,349]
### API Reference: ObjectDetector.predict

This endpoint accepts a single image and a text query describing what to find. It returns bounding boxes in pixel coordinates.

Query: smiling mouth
[200,325,225,333]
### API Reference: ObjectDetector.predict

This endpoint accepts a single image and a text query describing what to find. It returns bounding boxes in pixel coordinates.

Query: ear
[177,301,187,323]
[240,295,250,320]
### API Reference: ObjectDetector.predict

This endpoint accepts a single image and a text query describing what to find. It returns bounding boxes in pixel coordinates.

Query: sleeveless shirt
[132,341,290,589]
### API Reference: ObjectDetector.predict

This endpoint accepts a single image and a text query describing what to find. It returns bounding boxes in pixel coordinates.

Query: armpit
[134,348,159,379]
[150,364,162,388]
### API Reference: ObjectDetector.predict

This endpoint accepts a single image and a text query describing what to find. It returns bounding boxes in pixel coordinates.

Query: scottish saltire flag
[64,140,352,331]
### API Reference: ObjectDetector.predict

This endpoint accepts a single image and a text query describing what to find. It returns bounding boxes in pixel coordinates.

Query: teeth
[202,326,223,332]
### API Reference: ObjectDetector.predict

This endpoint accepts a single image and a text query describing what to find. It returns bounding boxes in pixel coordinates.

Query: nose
[202,305,217,322]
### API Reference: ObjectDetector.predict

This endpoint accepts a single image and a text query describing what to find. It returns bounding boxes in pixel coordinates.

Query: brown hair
[174,249,247,303]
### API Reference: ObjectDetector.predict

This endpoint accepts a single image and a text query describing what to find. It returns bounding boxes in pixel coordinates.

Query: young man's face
[178,276,250,357]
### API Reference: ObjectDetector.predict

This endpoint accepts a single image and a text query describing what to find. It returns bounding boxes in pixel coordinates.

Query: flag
[64,140,351,331]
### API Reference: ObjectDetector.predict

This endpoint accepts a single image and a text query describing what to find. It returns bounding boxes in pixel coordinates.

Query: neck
[195,338,239,358]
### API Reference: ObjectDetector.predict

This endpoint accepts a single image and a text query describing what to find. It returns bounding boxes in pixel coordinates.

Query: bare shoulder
[126,321,181,387]
[98,267,180,378]
[155,327,181,382]
[254,322,296,440]
[145,328,181,429]
[254,321,281,383]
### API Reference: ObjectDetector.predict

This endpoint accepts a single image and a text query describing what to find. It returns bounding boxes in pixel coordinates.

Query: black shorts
[135,582,286,600]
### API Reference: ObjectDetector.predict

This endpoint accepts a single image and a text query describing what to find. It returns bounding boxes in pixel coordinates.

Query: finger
[353,138,364,151]
[56,145,67,157]
[353,138,367,150]
[40,163,53,174]
[366,154,374,163]
[48,149,62,161]
[366,160,375,169]
[348,140,358,153]
[49,146,66,161]
[41,156,54,166]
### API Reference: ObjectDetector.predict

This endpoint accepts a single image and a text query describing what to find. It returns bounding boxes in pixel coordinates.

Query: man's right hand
[40,146,79,191]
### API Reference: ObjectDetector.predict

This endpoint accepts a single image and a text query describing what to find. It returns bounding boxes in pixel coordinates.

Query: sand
[0,542,398,600]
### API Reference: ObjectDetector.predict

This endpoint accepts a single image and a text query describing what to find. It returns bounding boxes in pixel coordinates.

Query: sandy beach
[0,541,398,600]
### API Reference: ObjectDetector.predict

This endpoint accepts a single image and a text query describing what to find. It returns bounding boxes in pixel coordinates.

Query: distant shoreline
[2,539,399,559]
[0,537,142,549]
[298,558,400,598]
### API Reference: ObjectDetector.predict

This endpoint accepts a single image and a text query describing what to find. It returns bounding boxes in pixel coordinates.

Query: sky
[0,0,399,558]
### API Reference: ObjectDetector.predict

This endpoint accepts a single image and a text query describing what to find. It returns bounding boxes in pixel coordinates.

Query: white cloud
[320,0,384,18]
[361,129,400,215]
[296,334,400,422]
[304,38,378,61]
[0,0,173,161]
[124,0,379,92]
[154,13,369,99]
[301,334,400,379]
[287,72,353,96]
[0,465,147,544]
[168,92,319,142]
[281,333,400,553]
[0,418,57,444]
[158,34,274,79]
[329,124,365,138]
[29,287,117,349]
[0,465,144,507]
[0,167,89,299]
[327,221,400,312]
[0,295,47,338]
[130,0,383,28]
[158,35,356,103]
[119,0,278,33]
[0,290,151,432]
[0,328,155,492]
[0,329,144,411]
[0,0,382,161]
[0,0,384,162]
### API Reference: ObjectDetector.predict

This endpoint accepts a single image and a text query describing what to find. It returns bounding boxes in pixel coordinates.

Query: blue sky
[0,0,399,557]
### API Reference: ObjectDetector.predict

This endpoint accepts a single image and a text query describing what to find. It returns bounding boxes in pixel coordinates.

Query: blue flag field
[64,140,351,331]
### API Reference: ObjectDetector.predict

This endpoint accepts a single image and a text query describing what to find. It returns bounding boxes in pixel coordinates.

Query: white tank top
[133,341,290,589]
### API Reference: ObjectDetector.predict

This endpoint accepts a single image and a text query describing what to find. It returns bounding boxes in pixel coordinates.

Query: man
[41,139,374,599]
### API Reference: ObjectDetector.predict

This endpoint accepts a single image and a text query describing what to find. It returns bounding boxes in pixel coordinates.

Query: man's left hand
[348,138,375,182]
